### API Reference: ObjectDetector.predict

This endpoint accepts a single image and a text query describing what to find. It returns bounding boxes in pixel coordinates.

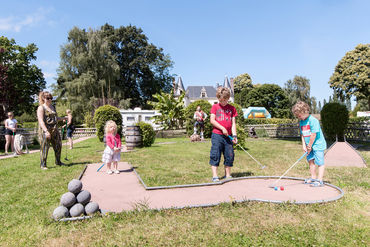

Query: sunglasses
[45,97,53,100]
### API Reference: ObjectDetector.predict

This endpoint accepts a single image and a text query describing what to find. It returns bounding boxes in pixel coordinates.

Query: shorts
[209,133,234,167]
[194,121,204,129]
[307,150,325,166]
[5,129,15,136]
[66,128,73,138]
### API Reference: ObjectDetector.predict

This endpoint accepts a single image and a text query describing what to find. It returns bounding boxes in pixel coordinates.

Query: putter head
[261,165,266,169]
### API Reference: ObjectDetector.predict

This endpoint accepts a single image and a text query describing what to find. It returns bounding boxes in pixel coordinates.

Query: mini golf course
[80,162,344,212]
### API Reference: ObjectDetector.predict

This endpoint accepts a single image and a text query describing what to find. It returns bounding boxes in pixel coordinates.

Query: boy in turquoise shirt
[292,101,327,187]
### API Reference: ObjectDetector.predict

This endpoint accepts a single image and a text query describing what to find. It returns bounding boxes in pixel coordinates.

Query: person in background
[37,91,66,169]
[193,105,207,140]
[64,109,74,149]
[4,111,17,155]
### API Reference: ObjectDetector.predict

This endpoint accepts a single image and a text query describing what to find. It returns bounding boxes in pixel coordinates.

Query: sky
[1,0,369,107]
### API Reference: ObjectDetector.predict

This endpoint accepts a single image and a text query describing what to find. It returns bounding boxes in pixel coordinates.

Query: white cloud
[0,7,54,32]
[39,60,59,69]
[43,72,56,80]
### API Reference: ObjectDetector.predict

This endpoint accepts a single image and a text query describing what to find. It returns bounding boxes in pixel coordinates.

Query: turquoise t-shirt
[299,115,327,151]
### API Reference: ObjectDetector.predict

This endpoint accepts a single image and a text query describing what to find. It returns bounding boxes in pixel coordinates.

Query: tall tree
[233,73,254,106]
[240,84,291,118]
[329,44,370,110]
[284,75,311,107]
[318,101,322,112]
[57,24,174,120]
[0,37,45,120]
[233,73,253,93]
[311,97,318,114]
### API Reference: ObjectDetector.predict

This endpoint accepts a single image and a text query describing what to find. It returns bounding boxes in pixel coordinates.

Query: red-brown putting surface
[325,142,366,167]
[81,162,343,212]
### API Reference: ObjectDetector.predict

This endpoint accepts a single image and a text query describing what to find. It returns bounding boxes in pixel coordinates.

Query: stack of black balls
[53,179,100,220]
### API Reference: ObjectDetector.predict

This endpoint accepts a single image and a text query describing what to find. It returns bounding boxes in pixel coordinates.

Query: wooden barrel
[125,126,142,150]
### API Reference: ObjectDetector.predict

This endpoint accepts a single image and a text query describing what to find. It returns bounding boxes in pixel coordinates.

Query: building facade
[173,76,234,107]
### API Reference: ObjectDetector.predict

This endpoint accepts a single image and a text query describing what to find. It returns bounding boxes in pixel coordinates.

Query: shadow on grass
[65,161,92,167]
[231,171,254,177]
[66,146,90,149]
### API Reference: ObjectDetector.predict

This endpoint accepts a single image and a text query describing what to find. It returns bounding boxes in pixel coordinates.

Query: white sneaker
[106,170,113,175]
[114,170,120,174]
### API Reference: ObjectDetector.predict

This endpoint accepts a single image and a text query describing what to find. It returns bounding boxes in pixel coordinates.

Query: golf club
[97,163,105,172]
[268,152,307,188]
[62,126,69,161]
[228,135,266,169]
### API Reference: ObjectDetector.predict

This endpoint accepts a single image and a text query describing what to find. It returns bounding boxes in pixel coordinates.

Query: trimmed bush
[244,118,297,125]
[137,121,155,147]
[94,105,122,142]
[349,116,370,123]
[185,100,213,138]
[235,124,247,149]
[229,102,244,127]
[321,103,349,141]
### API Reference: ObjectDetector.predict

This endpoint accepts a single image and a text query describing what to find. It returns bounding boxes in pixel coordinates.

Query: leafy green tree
[234,73,253,106]
[233,73,253,93]
[329,44,370,110]
[240,84,291,118]
[149,92,186,130]
[284,75,311,107]
[56,24,174,120]
[0,37,45,120]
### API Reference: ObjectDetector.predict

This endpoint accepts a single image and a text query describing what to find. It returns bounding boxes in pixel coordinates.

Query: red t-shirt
[210,103,238,135]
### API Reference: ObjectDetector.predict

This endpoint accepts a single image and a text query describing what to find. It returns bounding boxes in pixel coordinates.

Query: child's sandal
[304,178,316,184]
[310,180,324,187]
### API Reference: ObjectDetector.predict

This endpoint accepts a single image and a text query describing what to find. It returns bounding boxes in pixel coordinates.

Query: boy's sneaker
[310,180,324,187]
[225,175,233,179]
[114,170,120,174]
[106,170,113,175]
[304,178,316,184]
[212,177,220,182]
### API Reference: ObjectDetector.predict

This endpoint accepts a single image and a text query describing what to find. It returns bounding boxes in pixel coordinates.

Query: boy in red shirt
[209,87,238,181]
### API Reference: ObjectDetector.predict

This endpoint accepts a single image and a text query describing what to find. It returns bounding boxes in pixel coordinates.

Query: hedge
[93,105,123,142]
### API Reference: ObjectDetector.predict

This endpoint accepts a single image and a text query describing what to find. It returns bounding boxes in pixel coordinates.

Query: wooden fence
[0,128,97,144]
[1,123,368,143]
[246,122,369,142]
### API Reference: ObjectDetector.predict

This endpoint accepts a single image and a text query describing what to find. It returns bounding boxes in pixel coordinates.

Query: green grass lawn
[0,137,369,246]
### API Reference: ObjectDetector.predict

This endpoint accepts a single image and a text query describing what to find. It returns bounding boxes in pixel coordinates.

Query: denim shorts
[307,150,325,166]
[66,128,73,138]
[209,133,234,167]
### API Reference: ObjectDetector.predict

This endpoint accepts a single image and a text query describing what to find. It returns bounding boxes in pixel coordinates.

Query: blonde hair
[292,101,310,116]
[38,91,52,105]
[66,109,72,114]
[216,87,231,99]
[104,120,117,135]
